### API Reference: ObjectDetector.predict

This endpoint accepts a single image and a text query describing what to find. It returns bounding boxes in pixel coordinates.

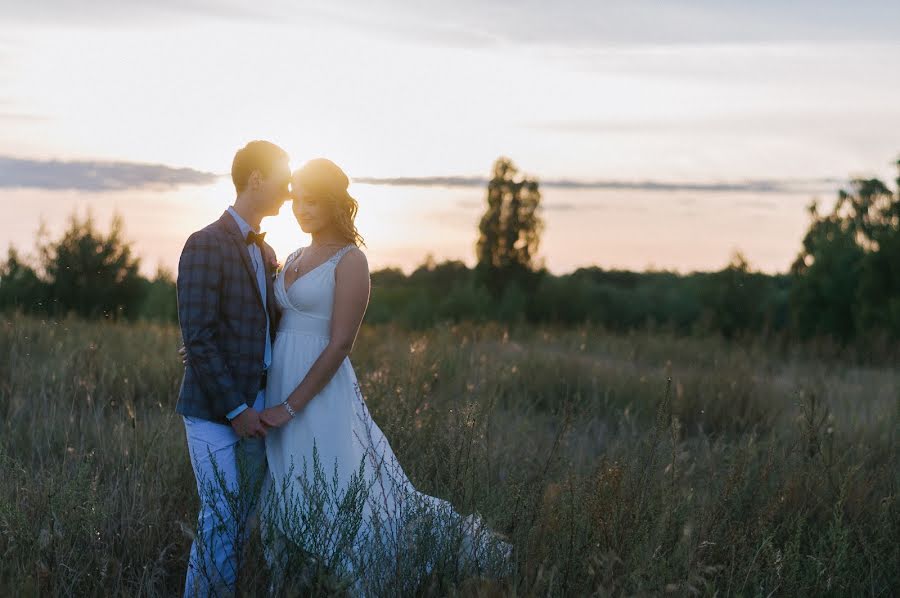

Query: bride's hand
[260,405,292,428]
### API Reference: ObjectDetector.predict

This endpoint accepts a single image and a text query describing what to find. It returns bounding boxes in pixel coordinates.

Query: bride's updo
[292,158,365,247]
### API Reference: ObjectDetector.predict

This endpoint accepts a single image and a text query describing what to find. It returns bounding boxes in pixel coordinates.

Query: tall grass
[0,315,897,596]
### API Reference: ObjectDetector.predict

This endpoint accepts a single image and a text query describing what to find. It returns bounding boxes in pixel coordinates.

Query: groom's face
[254,158,292,215]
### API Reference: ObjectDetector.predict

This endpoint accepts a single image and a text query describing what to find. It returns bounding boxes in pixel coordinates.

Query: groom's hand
[260,405,292,429]
[230,408,267,438]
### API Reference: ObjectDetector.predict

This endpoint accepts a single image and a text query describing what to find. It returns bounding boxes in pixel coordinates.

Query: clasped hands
[178,344,293,438]
[230,405,292,438]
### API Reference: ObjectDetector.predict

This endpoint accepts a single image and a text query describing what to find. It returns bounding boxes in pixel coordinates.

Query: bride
[256,159,510,591]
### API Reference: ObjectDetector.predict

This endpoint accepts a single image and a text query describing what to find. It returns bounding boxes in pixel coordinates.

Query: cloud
[294,5,501,49]
[387,1,900,46]
[355,175,842,194]
[1,2,500,47]
[0,155,845,195]
[4,1,898,45]
[528,108,900,137]
[0,1,267,27]
[0,156,219,191]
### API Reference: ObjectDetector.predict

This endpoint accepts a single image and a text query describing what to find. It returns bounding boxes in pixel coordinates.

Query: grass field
[1,315,897,596]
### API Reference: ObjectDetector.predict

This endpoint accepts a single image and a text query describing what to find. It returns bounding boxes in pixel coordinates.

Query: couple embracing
[176,141,510,596]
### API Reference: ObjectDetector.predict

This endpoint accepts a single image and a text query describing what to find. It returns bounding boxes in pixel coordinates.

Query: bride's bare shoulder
[336,246,369,276]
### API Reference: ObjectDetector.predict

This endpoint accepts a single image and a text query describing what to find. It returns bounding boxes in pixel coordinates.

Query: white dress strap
[283,247,305,270]
[327,244,356,266]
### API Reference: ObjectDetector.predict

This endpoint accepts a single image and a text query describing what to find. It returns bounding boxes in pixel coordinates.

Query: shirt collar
[226,206,259,239]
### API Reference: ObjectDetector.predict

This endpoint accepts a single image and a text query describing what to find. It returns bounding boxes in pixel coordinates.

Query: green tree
[855,159,900,337]
[698,252,781,338]
[137,267,177,322]
[475,157,544,297]
[790,161,900,340]
[39,211,144,319]
[0,247,49,313]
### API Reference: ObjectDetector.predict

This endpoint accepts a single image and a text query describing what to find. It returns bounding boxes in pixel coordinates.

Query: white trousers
[183,391,267,598]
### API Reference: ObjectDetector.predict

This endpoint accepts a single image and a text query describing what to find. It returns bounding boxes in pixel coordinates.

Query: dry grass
[0,315,897,596]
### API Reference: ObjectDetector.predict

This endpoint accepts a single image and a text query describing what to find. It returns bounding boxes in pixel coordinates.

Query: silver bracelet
[281,400,297,418]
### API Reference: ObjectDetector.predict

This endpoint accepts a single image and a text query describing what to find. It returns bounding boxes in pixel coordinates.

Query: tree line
[0,213,176,321]
[1,157,898,345]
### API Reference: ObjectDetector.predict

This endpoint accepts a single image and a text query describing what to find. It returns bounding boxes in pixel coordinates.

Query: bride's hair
[293,158,365,247]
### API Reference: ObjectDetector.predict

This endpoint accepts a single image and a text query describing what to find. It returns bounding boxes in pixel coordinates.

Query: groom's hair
[231,140,289,193]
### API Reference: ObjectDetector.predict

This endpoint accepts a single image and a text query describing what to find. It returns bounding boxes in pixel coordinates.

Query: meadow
[0,315,897,596]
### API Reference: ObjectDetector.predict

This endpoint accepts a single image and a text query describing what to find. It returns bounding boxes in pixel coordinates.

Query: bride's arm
[260,248,370,426]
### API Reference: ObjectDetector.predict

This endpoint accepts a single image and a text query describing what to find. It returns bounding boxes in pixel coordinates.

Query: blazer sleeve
[177,230,246,417]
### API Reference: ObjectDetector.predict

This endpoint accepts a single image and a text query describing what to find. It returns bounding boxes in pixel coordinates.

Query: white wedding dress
[262,245,510,590]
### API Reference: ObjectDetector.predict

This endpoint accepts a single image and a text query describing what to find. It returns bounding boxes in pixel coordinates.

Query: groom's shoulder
[180,217,228,259]
[187,215,229,244]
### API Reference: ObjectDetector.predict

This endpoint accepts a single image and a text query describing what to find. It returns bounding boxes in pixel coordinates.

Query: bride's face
[291,187,332,234]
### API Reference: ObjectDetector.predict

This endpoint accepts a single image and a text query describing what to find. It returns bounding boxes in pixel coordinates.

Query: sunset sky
[2,1,899,274]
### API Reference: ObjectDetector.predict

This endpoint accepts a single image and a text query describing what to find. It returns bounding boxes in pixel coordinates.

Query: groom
[176,140,290,596]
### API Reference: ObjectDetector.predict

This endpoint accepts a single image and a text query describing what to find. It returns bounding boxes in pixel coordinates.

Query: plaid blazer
[175,210,281,422]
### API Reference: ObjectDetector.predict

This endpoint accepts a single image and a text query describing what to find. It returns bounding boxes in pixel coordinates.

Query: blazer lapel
[218,211,264,308]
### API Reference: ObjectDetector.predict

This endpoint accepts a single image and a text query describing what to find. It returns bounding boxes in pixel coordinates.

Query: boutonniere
[269,257,281,281]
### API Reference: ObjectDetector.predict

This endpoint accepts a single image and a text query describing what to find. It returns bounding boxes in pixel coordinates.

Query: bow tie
[246,231,266,247]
